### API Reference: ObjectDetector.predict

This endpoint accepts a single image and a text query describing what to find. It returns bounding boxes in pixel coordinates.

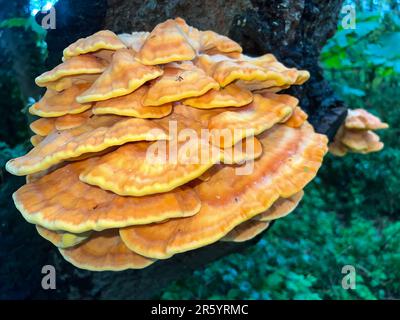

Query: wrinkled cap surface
[137,19,196,65]
[36,225,91,248]
[53,110,92,131]
[254,191,304,221]
[341,129,383,153]
[44,74,99,92]
[345,109,389,130]
[29,84,92,117]
[13,159,201,233]
[77,49,163,103]
[196,54,275,87]
[93,86,172,118]
[35,55,107,86]
[59,229,155,271]
[63,30,126,58]
[143,63,219,106]
[120,123,328,259]
[30,135,44,147]
[30,118,56,136]
[222,220,270,242]
[182,83,253,109]
[80,135,262,196]
[6,115,168,175]
[284,106,308,128]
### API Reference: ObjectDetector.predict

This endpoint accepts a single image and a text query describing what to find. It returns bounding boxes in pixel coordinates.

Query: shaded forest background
[0,0,399,299]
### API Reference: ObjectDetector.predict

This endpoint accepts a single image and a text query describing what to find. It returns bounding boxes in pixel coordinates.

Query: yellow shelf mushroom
[7,17,329,271]
[35,55,107,87]
[63,30,127,59]
[329,108,388,156]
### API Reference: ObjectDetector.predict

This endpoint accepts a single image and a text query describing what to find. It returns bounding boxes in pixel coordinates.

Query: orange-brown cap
[44,74,99,92]
[77,49,163,103]
[143,63,219,106]
[196,54,274,87]
[284,106,308,128]
[59,229,155,271]
[137,19,196,65]
[207,93,296,147]
[13,159,201,233]
[80,135,262,196]
[199,30,242,54]
[182,83,253,109]
[54,110,92,131]
[119,123,328,259]
[35,55,107,87]
[6,115,168,176]
[341,129,384,153]
[30,118,56,136]
[63,30,126,59]
[345,109,389,130]
[93,86,172,118]
[222,220,270,242]
[30,135,45,147]
[29,84,92,117]
[36,225,91,248]
[254,191,304,221]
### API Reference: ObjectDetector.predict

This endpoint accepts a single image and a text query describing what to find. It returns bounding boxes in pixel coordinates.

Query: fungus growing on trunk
[7,18,329,271]
[329,108,388,156]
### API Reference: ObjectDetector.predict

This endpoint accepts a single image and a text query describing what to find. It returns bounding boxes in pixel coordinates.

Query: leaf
[376,32,400,60]
[0,18,29,28]
[340,86,366,97]
[27,16,46,37]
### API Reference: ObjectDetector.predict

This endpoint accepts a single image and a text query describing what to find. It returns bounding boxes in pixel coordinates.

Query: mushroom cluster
[329,108,388,156]
[6,18,328,271]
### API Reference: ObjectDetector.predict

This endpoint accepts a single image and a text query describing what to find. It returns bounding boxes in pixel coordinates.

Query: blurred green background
[0,0,399,300]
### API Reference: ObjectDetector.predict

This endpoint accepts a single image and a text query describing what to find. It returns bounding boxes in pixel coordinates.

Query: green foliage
[0,141,28,184]
[321,11,400,67]
[162,8,400,300]
[0,16,47,56]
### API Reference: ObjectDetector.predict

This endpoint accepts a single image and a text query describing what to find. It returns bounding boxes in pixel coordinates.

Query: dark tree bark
[0,0,44,145]
[228,0,348,139]
[1,0,348,299]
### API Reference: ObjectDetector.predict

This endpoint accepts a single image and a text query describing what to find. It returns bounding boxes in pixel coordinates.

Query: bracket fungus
[182,83,253,109]
[7,18,329,271]
[92,86,172,118]
[76,49,163,103]
[35,55,107,87]
[222,220,270,243]
[63,30,127,59]
[59,230,155,271]
[30,135,44,147]
[36,225,91,249]
[29,118,56,136]
[329,108,388,156]
[29,84,93,117]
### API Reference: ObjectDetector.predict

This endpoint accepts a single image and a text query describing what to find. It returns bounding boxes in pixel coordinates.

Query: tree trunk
[1,0,347,299]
